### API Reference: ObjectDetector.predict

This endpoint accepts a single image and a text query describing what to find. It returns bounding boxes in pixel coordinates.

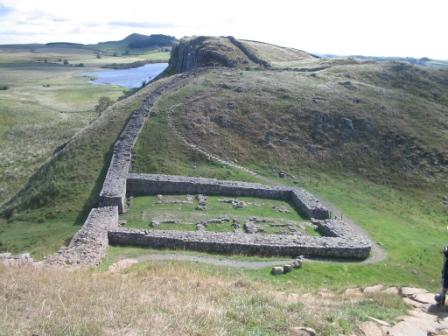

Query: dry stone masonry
[47,72,372,265]
[46,206,118,265]
[99,74,190,213]
[126,173,330,219]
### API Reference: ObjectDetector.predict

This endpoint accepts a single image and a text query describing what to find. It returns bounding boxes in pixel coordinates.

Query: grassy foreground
[0,262,408,336]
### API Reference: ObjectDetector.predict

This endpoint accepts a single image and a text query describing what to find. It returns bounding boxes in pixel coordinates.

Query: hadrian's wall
[46,206,119,265]
[98,74,190,213]
[46,70,373,265]
[46,74,190,265]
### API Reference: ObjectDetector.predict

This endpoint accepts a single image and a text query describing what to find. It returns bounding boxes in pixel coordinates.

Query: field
[1,36,448,335]
[0,46,169,205]
[0,261,409,336]
[122,195,315,235]
[1,38,448,292]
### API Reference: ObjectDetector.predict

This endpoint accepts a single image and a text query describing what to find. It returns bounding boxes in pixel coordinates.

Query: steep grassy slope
[240,39,316,67]
[130,42,448,287]
[0,46,170,205]
[158,68,448,188]
[1,36,448,289]
[0,77,177,258]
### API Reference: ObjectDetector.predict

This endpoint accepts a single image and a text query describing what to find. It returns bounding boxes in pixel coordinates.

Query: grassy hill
[1,35,448,290]
[2,33,176,57]
[2,34,448,336]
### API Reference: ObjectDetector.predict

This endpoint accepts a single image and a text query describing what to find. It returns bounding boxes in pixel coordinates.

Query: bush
[95,96,113,117]
[63,59,69,65]
[0,85,8,90]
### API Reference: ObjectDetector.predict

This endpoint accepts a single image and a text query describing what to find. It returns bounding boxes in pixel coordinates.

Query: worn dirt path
[134,254,294,269]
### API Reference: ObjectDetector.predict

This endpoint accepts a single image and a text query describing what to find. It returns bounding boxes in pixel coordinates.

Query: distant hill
[0,33,177,56]
[94,33,177,54]
[319,54,448,69]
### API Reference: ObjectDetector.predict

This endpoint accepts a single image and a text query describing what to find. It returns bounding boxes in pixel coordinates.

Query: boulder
[363,284,384,294]
[283,264,293,273]
[358,321,383,336]
[271,266,284,275]
[401,287,428,297]
[411,293,435,305]
[344,288,363,297]
[292,259,303,269]
[383,287,400,295]
[290,327,316,336]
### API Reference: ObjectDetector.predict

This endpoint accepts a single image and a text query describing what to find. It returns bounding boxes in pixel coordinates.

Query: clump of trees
[95,96,113,117]
[0,85,8,90]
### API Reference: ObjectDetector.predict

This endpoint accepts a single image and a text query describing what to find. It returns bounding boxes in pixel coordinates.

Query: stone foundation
[127,173,330,220]
[108,227,371,260]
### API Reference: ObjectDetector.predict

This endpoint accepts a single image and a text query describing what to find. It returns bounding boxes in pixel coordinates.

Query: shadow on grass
[74,141,116,225]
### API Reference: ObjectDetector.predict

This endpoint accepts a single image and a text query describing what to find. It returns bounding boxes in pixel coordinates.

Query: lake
[84,63,168,88]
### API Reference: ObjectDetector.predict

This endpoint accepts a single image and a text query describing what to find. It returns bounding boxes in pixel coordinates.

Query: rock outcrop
[164,36,268,75]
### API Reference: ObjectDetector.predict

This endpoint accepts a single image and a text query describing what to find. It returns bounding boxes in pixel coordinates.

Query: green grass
[1,40,448,294]
[0,78,177,256]
[0,216,79,259]
[0,45,173,255]
[128,67,448,290]
[100,246,290,271]
[206,222,234,232]
[0,62,122,205]
[156,223,197,231]
[122,195,307,232]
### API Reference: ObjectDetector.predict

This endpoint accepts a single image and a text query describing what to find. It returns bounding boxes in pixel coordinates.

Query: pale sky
[0,0,447,59]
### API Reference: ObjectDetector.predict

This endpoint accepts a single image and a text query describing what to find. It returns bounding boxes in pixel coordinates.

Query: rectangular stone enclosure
[106,173,372,260]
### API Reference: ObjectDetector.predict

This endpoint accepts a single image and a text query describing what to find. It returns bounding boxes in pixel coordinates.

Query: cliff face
[164,36,258,74]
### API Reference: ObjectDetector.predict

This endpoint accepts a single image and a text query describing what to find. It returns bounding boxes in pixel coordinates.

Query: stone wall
[127,173,330,220]
[118,174,373,260]
[44,67,374,265]
[108,227,371,260]
[46,206,119,265]
[99,75,189,213]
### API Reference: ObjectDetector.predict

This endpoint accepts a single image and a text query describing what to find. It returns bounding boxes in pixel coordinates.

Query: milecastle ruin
[47,74,372,266]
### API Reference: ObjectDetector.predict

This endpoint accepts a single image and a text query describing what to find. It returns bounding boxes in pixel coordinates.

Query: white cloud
[0,0,447,59]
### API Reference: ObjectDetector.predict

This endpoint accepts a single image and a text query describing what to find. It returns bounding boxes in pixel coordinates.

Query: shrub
[95,96,113,117]
[0,85,8,90]
[63,59,69,65]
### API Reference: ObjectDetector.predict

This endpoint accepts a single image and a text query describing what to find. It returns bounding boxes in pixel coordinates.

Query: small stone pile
[155,194,193,204]
[196,194,207,211]
[244,220,259,234]
[272,205,291,213]
[0,252,33,266]
[271,257,303,275]
[219,198,248,208]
